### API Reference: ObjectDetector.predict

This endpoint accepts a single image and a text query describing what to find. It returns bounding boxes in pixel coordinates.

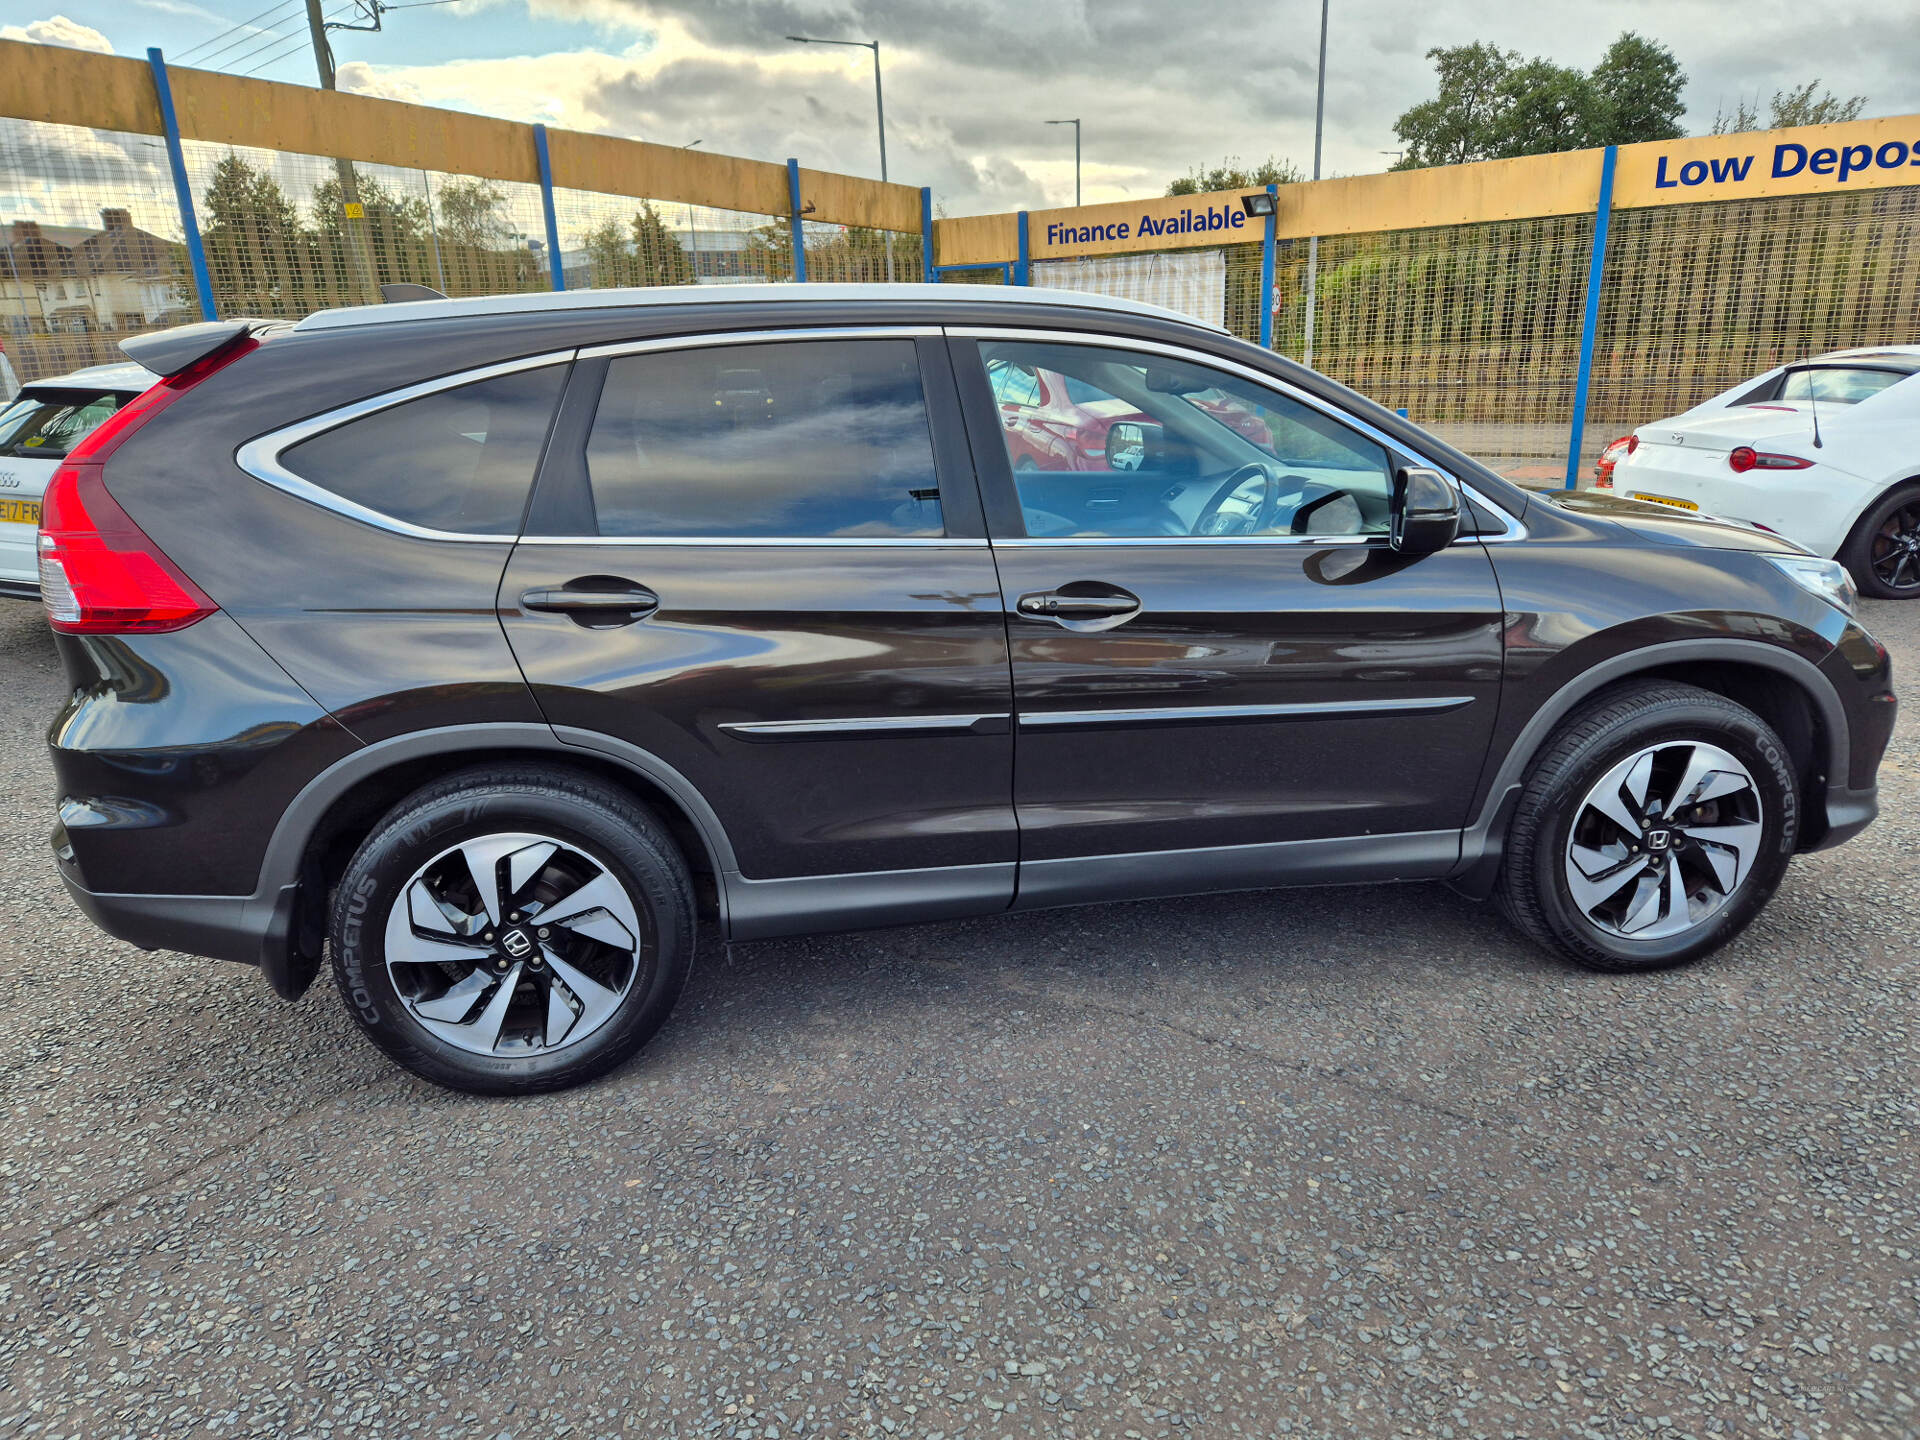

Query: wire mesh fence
[0,117,193,383]
[185,142,554,319]
[1273,213,1597,478]
[554,188,790,288]
[1581,186,1920,461]
[800,218,919,284]
[9,59,1920,486]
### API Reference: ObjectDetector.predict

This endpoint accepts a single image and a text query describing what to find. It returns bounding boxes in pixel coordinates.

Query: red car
[1593,434,1633,489]
[987,357,1271,471]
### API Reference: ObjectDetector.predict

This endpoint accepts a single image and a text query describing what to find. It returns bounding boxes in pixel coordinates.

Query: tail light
[1728,446,1814,475]
[1625,434,1638,455]
[37,337,255,634]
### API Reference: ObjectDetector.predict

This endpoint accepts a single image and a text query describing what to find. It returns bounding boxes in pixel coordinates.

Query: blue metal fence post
[1564,145,1617,490]
[787,159,809,282]
[920,187,935,283]
[146,48,216,322]
[1258,183,1277,349]
[532,125,566,292]
[1014,211,1030,286]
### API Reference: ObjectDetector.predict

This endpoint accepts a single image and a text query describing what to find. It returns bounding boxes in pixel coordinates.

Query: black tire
[1839,481,1920,600]
[330,764,695,1094]
[1499,683,1798,973]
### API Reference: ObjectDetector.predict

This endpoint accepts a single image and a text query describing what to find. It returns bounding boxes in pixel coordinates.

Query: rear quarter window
[278,366,566,535]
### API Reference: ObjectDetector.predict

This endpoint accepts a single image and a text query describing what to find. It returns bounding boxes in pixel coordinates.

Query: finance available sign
[1031,194,1257,260]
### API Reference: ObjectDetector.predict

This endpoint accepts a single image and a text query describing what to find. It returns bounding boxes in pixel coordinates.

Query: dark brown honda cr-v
[38,284,1895,1092]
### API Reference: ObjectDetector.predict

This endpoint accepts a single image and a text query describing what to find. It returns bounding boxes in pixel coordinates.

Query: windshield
[0,389,125,460]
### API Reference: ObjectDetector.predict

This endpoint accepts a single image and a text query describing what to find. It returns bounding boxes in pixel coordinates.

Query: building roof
[293,281,1227,334]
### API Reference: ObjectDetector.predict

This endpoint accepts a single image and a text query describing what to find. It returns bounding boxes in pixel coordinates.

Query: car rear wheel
[1499,684,1798,973]
[1840,481,1920,599]
[329,765,694,1094]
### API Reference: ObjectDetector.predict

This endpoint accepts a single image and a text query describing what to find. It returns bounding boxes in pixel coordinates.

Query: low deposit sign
[1612,114,1920,207]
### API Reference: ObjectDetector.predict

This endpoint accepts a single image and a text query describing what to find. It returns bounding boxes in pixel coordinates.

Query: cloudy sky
[6,0,1919,215]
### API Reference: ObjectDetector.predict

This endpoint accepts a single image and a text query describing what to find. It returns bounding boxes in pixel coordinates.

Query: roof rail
[292,282,1228,334]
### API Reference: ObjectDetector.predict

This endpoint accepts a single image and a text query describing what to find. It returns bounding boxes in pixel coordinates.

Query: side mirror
[1390,466,1460,556]
[1105,420,1163,471]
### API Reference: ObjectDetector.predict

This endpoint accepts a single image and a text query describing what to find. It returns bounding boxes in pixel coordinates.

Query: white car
[0,361,157,599]
[1611,347,1920,598]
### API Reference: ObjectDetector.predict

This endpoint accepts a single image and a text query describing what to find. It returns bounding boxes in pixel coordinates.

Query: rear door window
[584,339,943,538]
[279,366,566,535]
[0,390,124,459]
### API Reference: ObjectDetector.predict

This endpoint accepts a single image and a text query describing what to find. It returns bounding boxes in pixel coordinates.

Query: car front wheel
[329,765,695,1094]
[1841,481,1920,599]
[1499,683,1798,973]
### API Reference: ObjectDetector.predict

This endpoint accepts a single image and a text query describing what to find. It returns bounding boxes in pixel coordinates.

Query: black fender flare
[255,722,741,996]
[1450,637,1848,895]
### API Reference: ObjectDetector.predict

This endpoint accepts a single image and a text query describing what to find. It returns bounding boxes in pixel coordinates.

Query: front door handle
[520,578,659,627]
[1015,584,1142,620]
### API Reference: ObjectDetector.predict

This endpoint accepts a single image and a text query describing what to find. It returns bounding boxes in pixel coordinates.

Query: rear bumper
[0,577,38,601]
[53,856,310,997]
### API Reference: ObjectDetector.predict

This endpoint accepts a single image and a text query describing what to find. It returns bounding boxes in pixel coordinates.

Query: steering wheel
[1194,463,1283,536]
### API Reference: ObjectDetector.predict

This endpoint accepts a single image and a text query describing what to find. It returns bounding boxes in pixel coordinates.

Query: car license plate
[1629,491,1699,513]
[0,497,40,526]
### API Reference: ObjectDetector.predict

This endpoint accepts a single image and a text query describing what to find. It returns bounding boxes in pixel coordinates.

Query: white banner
[1030,249,1228,330]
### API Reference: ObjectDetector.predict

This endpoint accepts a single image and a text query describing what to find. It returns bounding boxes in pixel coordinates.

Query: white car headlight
[1765,554,1856,615]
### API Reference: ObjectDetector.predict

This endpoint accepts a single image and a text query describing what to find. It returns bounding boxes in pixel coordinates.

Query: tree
[1166,156,1302,196]
[200,152,314,315]
[631,203,695,286]
[1590,32,1686,143]
[579,215,639,288]
[1391,31,1685,168]
[1767,81,1868,128]
[1713,82,1869,135]
[1390,42,1516,168]
[435,178,514,250]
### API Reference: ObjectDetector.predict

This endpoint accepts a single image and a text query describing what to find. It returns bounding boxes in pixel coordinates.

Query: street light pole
[1045,119,1081,207]
[787,35,895,282]
[1304,0,1328,368]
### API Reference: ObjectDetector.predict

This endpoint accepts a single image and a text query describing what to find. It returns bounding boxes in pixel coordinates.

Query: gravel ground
[0,595,1915,1440]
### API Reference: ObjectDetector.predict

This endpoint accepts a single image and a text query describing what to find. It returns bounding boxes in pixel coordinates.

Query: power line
[174,0,302,64]
[238,33,314,77]
[238,3,356,75]
[220,18,311,72]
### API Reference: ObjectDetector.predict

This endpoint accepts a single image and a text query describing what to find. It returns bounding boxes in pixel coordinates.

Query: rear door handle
[1015,585,1142,620]
[520,579,659,626]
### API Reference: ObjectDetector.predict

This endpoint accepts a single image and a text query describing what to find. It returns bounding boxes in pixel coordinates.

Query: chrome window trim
[234,349,577,544]
[945,325,1528,545]
[578,325,940,361]
[1019,696,1476,727]
[721,712,1009,740]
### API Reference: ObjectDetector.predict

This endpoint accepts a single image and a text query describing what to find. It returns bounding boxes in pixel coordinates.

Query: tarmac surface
[0,592,1914,1439]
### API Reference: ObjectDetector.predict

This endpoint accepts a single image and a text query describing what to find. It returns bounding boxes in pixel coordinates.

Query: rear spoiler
[120,318,287,378]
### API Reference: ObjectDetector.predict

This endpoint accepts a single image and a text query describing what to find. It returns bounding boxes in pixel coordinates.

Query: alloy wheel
[382,831,645,1057]
[1870,500,1920,591]
[1562,741,1765,941]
